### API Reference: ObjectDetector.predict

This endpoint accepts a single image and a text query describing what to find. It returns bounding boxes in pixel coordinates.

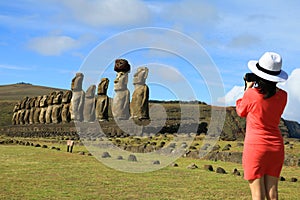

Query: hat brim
[248,60,288,82]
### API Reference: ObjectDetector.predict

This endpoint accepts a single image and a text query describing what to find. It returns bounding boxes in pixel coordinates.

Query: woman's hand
[245,81,255,91]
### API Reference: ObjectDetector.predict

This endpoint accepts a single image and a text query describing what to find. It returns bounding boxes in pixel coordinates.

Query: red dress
[236,88,287,180]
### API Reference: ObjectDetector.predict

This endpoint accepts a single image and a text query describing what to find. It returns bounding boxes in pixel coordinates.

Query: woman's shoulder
[241,88,261,102]
[244,88,260,96]
[276,88,287,96]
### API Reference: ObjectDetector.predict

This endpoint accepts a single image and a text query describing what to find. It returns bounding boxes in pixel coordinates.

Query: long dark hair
[255,75,277,99]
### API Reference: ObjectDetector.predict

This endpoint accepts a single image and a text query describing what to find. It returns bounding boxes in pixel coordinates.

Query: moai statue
[24,97,33,124]
[96,78,110,121]
[11,102,20,125]
[112,59,131,120]
[45,92,56,124]
[83,85,96,122]
[70,73,85,122]
[39,95,48,123]
[15,99,23,125]
[18,96,29,125]
[131,67,150,120]
[29,97,36,124]
[33,96,42,124]
[61,90,72,123]
[52,91,63,124]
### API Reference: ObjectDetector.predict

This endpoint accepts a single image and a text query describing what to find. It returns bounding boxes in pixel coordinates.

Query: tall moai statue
[52,91,63,124]
[96,78,109,121]
[33,96,42,124]
[70,72,85,122]
[112,59,131,120]
[24,97,34,124]
[130,67,150,120]
[39,95,48,123]
[12,102,20,125]
[18,96,29,125]
[29,97,36,124]
[45,92,56,124]
[83,85,96,122]
[61,90,72,123]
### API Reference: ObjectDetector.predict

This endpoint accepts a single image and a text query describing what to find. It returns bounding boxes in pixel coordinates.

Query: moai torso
[131,67,150,120]
[18,96,28,125]
[33,96,42,124]
[39,95,48,123]
[29,97,36,124]
[45,92,56,124]
[61,90,72,123]
[83,85,96,122]
[12,102,20,125]
[24,97,33,124]
[112,72,130,120]
[52,91,63,124]
[70,73,85,121]
[96,78,109,121]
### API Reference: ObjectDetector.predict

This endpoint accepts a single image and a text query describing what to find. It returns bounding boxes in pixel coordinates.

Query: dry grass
[0,142,299,200]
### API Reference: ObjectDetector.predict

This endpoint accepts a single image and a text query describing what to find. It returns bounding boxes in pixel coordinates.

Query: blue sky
[1,0,300,122]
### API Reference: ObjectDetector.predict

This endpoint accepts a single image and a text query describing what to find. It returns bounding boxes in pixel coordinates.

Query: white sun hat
[248,52,288,82]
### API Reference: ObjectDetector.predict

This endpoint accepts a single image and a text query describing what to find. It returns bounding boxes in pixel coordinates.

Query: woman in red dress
[236,52,288,200]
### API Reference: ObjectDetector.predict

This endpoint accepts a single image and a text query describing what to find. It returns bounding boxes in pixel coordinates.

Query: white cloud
[148,64,184,83]
[162,0,220,27]
[217,85,244,106]
[0,64,33,70]
[27,35,78,56]
[60,0,151,27]
[27,34,96,56]
[228,34,261,48]
[279,68,300,122]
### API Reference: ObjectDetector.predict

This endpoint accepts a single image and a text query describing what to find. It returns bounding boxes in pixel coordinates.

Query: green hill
[0,83,67,126]
[0,83,67,101]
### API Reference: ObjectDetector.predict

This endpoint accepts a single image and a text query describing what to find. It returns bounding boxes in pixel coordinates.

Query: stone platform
[0,119,207,138]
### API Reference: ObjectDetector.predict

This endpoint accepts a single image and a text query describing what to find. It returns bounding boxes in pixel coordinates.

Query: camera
[243,73,257,91]
[244,73,257,82]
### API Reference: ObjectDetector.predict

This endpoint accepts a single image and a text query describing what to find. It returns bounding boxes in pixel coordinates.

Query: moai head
[47,91,57,105]
[20,96,29,109]
[40,95,48,107]
[53,91,63,105]
[62,90,72,104]
[25,97,32,109]
[71,72,84,91]
[86,85,96,98]
[114,72,128,91]
[97,78,109,95]
[35,96,42,107]
[114,59,130,73]
[13,102,21,112]
[30,97,36,108]
[133,67,149,85]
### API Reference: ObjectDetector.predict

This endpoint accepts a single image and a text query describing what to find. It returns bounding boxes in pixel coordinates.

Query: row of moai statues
[11,72,99,125]
[112,59,149,120]
[12,90,73,125]
[69,59,150,122]
[12,58,149,125]
[11,73,105,125]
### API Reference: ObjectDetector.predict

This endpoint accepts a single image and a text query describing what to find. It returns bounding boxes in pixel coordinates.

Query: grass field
[1,143,299,200]
[1,83,299,199]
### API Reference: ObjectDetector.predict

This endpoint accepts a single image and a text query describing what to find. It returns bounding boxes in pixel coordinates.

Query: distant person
[67,140,74,153]
[236,52,288,200]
